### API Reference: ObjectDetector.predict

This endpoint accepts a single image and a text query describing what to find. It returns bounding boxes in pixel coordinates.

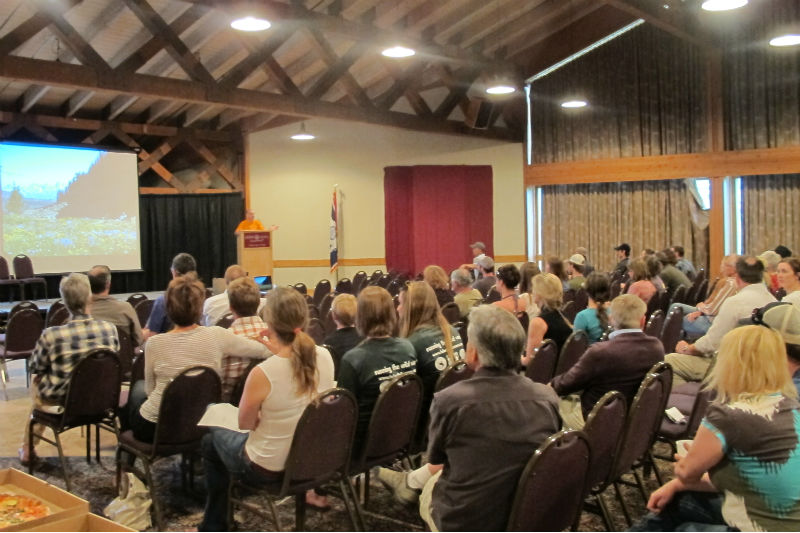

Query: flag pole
[330,184,340,284]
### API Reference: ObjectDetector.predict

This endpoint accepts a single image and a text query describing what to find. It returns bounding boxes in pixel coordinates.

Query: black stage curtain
[41,193,244,296]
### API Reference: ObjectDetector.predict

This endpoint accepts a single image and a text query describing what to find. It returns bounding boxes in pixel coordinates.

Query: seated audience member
[552,294,664,429]
[645,253,666,292]
[672,245,697,280]
[574,247,594,276]
[775,244,793,259]
[398,282,464,424]
[641,248,656,258]
[459,241,487,281]
[759,250,782,292]
[573,272,611,343]
[753,302,800,395]
[518,262,542,320]
[670,256,776,386]
[221,277,271,402]
[522,273,572,365]
[658,248,692,297]
[613,243,631,278]
[472,256,496,297]
[631,325,800,532]
[492,264,526,316]
[143,252,197,338]
[423,265,455,307]
[126,276,270,443]
[778,257,800,307]
[199,287,335,531]
[566,254,586,291]
[450,268,482,319]
[20,273,120,465]
[88,265,143,346]
[627,257,658,304]
[321,293,363,375]
[545,256,569,291]
[338,286,416,456]
[403,305,560,531]
[671,255,738,338]
[203,264,246,326]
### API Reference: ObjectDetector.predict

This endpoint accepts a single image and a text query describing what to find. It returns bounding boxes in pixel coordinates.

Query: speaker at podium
[236,229,274,284]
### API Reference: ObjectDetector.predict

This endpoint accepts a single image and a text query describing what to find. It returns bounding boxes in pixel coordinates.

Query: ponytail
[291,330,318,399]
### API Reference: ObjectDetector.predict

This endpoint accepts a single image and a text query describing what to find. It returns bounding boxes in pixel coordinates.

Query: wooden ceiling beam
[304,28,372,107]
[121,0,216,84]
[0,2,79,57]
[219,25,296,88]
[64,90,93,117]
[32,0,111,72]
[0,110,237,142]
[376,60,429,110]
[0,54,517,140]
[19,85,50,113]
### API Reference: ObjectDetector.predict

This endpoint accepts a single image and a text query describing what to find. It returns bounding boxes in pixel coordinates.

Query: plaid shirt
[222,316,270,401]
[30,314,120,404]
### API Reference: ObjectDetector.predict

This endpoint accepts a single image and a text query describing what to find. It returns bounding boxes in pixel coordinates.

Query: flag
[330,188,338,273]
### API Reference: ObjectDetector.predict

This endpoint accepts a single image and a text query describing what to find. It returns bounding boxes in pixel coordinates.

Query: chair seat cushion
[31,410,63,426]
[666,393,696,415]
[1,349,33,360]
[672,382,702,396]
[659,418,689,439]
[119,429,202,456]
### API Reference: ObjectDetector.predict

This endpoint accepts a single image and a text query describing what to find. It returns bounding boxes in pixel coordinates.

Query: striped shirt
[30,314,120,404]
[140,326,269,422]
[702,276,738,317]
[221,316,271,401]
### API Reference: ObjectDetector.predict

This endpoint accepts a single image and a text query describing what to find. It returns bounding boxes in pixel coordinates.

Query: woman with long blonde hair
[199,287,335,530]
[634,324,800,531]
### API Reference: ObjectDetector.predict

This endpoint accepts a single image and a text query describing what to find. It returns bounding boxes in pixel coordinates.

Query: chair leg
[95,424,101,464]
[53,430,71,492]
[85,424,91,464]
[649,451,664,485]
[612,481,632,527]
[633,468,649,504]
[294,494,307,531]
[363,469,371,507]
[596,491,615,531]
[1,360,8,401]
[142,460,163,532]
[27,417,35,476]
[339,478,362,532]
[345,476,367,531]
[266,493,283,532]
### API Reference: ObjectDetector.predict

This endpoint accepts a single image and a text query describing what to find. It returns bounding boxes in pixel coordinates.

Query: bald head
[88,265,111,295]
[224,264,247,285]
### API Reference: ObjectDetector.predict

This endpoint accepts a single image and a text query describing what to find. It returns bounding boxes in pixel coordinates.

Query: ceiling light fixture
[382,46,415,58]
[230,15,271,31]
[561,100,588,109]
[290,123,315,141]
[700,0,747,12]
[770,34,800,47]
[486,84,516,95]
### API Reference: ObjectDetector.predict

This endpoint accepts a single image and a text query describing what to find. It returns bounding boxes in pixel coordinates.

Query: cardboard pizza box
[0,469,89,532]
[24,513,134,532]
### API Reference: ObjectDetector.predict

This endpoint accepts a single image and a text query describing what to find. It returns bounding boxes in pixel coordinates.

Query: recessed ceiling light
[290,123,315,141]
[561,100,588,108]
[382,46,415,58]
[770,34,800,47]
[701,0,747,12]
[486,84,516,95]
[230,16,271,32]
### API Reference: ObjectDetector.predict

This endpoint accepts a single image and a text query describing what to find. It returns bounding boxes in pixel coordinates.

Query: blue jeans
[629,491,736,532]
[199,428,281,531]
[671,303,713,338]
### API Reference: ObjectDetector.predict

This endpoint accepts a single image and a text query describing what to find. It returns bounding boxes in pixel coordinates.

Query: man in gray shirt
[88,265,143,346]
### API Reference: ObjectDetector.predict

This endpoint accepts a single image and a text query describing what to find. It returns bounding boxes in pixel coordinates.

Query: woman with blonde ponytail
[199,287,335,531]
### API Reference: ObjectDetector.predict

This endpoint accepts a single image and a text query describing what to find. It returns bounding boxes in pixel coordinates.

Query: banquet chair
[13,254,48,300]
[1,309,44,399]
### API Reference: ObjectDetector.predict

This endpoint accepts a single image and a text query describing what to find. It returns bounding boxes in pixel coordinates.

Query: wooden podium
[236,230,273,277]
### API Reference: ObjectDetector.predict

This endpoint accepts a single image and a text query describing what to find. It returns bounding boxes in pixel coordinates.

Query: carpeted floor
[0,444,676,532]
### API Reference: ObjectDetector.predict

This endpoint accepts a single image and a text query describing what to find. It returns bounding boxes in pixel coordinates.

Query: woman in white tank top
[199,287,335,531]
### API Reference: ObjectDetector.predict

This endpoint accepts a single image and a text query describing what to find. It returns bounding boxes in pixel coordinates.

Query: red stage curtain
[384,165,493,276]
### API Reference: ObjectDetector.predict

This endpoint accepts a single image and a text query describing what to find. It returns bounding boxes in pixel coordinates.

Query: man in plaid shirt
[221,277,271,402]
[21,273,119,465]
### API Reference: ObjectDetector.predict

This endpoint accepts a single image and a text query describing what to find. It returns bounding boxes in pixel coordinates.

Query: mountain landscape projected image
[0,142,141,273]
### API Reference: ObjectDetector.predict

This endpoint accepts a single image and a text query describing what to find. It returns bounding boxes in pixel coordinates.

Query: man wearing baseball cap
[753,301,800,395]
[460,241,488,280]
[613,243,631,278]
[567,254,587,291]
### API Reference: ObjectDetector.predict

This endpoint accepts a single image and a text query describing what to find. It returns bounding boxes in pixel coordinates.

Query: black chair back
[9,301,39,321]
[356,373,422,471]
[293,282,308,295]
[610,280,622,299]
[126,293,148,307]
[386,279,403,297]
[312,279,331,307]
[307,304,320,320]
[660,307,684,353]
[506,430,591,532]
[440,302,461,324]
[484,287,501,303]
[115,326,134,381]
[335,278,353,294]
[281,388,358,490]
[646,291,662,320]
[153,366,221,448]
[352,271,368,294]
[323,309,336,335]
[572,289,589,313]
[12,254,36,280]
[305,318,326,345]
[555,330,589,376]
[215,313,235,328]
[376,273,392,288]
[5,309,44,352]
[582,391,627,490]
[434,361,474,392]
[367,270,384,286]
[62,349,121,424]
[561,300,577,323]
[562,288,576,305]
[671,285,688,306]
[45,300,66,327]
[455,320,468,346]
[0,256,11,281]
[525,339,559,384]
[611,362,672,481]
[130,353,145,384]
[230,359,261,407]
[644,310,664,338]
[318,292,335,325]
[135,299,154,328]
[48,307,70,327]
[696,278,709,304]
